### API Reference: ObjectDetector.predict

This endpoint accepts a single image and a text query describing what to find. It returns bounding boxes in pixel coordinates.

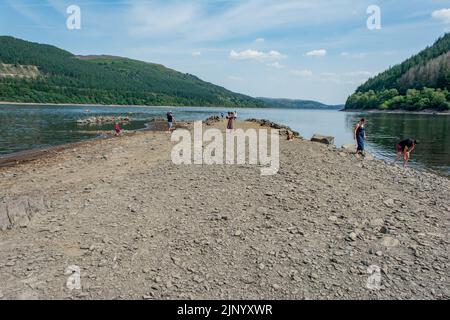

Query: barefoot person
[354,118,367,155]
[167,111,175,133]
[395,139,418,168]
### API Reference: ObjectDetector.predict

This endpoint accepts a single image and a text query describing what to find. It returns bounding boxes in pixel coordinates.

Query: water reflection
[345,112,450,175]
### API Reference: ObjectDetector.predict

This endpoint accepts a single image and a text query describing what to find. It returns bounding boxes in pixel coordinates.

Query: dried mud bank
[0,120,448,300]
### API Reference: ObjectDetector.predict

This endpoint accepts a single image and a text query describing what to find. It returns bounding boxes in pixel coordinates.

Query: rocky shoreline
[0,120,448,300]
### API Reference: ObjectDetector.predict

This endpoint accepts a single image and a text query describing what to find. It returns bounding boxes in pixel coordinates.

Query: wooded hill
[345,33,450,111]
[0,36,267,108]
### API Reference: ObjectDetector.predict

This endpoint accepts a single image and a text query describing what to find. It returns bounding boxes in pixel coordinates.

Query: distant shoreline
[341,108,450,115]
[1,101,448,113]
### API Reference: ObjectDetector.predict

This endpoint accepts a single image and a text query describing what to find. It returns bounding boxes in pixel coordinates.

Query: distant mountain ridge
[0,36,268,108]
[345,33,450,111]
[257,97,343,109]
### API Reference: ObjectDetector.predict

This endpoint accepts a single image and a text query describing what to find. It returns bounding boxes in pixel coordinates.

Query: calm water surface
[0,104,448,176]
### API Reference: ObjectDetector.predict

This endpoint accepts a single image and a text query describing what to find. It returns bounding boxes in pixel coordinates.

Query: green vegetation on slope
[0,36,267,107]
[345,33,450,111]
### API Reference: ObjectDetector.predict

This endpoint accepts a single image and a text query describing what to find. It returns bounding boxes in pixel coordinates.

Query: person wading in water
[354,118,367,156]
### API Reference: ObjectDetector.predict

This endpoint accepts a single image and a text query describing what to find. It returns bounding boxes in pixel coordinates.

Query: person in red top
[115,122,121,136]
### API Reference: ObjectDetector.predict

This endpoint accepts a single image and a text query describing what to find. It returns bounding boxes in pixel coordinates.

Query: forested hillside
[0,36,267,107]
[345,33,450,111]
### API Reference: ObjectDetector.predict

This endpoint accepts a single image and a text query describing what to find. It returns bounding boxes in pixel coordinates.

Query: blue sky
[1,0,450,104]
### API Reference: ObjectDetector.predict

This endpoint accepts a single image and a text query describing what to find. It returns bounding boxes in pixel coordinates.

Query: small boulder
[311,134,335,146]
[383,199,395,208]
[347,232,358,242]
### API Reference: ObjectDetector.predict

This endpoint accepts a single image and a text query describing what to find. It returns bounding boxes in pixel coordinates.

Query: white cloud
[291,69,313,77]
[230,49,287,61]
[192,51,202,57]
[126,0,357,42]
[255,38,265,43]
[432,8,450,24]
[305,49,327,57]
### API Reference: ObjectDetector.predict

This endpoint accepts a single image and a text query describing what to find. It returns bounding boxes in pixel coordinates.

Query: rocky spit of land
[76,116,132,126]
[0,120,448,300]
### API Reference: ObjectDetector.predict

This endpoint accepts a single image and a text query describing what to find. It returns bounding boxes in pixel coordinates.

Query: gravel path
[0,120,448,300]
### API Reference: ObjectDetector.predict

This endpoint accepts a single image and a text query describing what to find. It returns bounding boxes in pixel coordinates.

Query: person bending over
[395,138,418,168]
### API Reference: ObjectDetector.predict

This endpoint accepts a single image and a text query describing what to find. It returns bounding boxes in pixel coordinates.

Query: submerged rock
[77,116,131,126]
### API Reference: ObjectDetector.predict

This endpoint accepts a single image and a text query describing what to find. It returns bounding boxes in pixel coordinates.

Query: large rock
[311,134,335,145]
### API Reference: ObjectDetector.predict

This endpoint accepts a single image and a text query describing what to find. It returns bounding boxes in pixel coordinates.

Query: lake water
[0,104,449,176]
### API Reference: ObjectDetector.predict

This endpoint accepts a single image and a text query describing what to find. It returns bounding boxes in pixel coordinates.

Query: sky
[0,0,450,104]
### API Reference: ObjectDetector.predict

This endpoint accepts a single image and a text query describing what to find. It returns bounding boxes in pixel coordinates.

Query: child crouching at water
[394,138,418,168]
[287,130,295,141]
[115,122,121,136]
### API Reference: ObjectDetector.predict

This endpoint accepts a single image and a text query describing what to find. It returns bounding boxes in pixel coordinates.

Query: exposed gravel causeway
[0,121,448,300]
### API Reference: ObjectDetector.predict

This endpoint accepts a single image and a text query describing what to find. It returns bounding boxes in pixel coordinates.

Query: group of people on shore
[354,118,418,168]
[165,110,238,133]
[117,112,419,168]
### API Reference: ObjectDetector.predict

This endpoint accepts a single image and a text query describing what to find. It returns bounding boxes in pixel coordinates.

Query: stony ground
[0,120,448,300]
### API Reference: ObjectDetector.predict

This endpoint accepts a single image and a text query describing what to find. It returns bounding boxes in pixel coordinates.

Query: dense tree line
[345,88,450,111]
[0,36,267,107]
[346,33,450,111]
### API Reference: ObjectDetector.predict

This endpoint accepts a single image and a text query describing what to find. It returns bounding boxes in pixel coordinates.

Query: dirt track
[0,120,448,300]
